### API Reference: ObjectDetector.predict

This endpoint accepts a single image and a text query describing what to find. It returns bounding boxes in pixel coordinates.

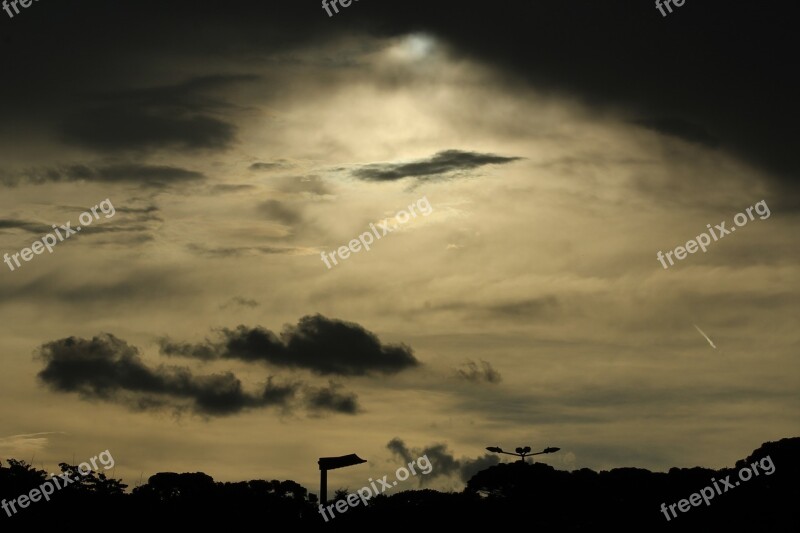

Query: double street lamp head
[485,445,561,458]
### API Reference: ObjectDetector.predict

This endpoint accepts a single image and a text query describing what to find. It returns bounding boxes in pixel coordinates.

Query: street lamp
[486,445,560,463]
[318,453,367,504]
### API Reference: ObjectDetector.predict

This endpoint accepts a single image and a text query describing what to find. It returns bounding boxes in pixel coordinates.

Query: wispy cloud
[0,432,66,457]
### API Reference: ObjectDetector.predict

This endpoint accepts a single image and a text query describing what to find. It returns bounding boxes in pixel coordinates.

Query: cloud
[0,269,194,307]
[159,314,420,376]
[59,75,257,154]
[249,160,293,171]
[351,149,522,182]
[484,296,559,319]
[3,164,205,188]
[209,184,258,194]
[455,360,502,384]
[0,219,49,234]
[107,204,161,220]
[391,3,796,185]
[35,333,290,417]
[220,297,260,310]
[0,432,66,457]
[158,339,218,362]
[387,437,414,463]
[275,175,333,197]
[262,376,301,406]
[419,297,560,324]
[258,200,302,226]
[185,243,301,257]
[387,438,500,484]
[459,454,503,482]
[305,381,360,414]
[634,117,720,148]
[0,205,158,248]
[1,0,795,198]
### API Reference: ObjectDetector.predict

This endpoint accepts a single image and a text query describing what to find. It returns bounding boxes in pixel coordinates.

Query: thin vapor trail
[693,324,717,349]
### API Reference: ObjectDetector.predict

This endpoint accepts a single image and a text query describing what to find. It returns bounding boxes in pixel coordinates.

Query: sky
[0,0,798,495]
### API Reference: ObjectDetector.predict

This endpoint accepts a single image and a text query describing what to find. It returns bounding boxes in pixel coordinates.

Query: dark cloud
[634,117,720,148]
[56,203,160,238]
[305,381,359,414]
[414,443,461,479]
[485,296,559,319]
[158,339,218,361]
[352,150,522,182]
[387,439,460,482]
[258,200,301,225]
[160,314,420,376]
[220,297,260,310]
[387,438,499,484]
[0,204,156,248]
[36,334,279,416]
[0,269,193,306]
[250,160,292,172]
[419,297,560,323]
[91,233,156,246]
[0,1,794,198]
[3,164,205,188]
[59,75,257,154]
[262,376,301,406]
[185,243,299,257]
[60,111,233,154]
[0,219,48,234]
[209,184,258,194]
[113,205,162,219]
[459,454,503,482]
[455,360,502,384]
[387,438,414,464]
[34,334,355,418]
[395,2,797,190]
[72,224,152,236]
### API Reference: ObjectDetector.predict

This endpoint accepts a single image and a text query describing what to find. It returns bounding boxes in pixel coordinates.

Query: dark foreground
[2,438,798,530]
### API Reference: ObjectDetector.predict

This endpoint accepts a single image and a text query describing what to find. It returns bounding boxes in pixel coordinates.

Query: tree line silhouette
[1,438,798,529]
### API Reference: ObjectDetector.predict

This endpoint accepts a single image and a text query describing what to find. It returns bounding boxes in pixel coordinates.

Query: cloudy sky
[0,1,797,494]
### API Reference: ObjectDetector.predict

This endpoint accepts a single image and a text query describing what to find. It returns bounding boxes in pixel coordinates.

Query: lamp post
[485,445,560,463]
[317,453,367,504]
